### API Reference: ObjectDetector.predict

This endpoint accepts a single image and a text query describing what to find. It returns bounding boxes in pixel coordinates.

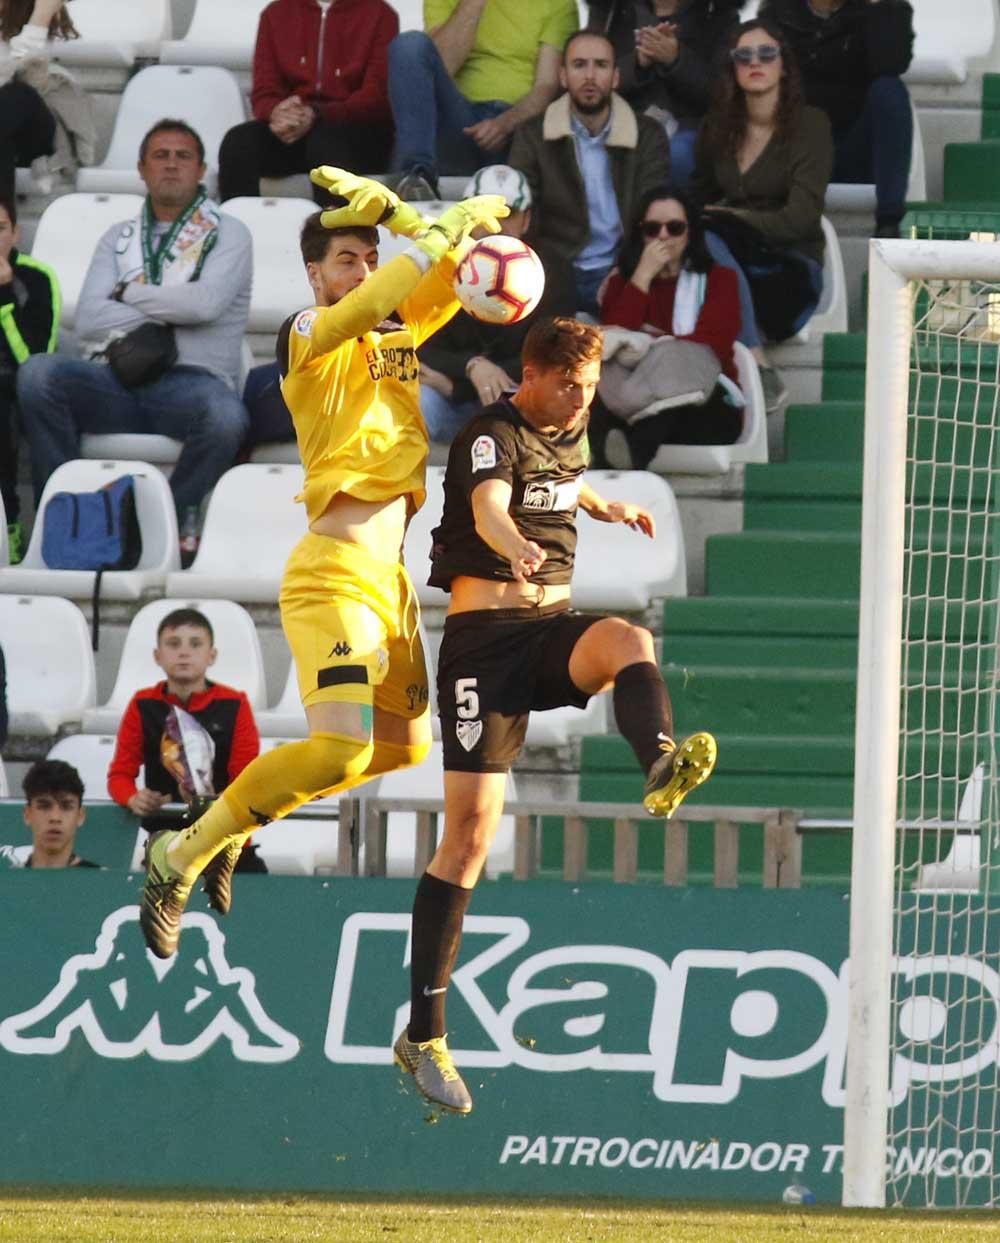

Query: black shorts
[438,602,605,773]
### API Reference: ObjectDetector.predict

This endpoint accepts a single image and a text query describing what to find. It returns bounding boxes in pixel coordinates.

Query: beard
[571,88,612,116]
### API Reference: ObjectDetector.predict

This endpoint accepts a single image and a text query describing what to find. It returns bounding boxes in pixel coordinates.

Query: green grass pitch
[1,1193,997,1242]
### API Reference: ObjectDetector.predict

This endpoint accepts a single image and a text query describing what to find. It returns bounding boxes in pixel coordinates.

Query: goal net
[845,239,1000,1209]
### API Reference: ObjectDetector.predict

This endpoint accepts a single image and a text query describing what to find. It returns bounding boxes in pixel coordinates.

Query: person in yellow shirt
[389,0,579,200]
[138,170,507,973]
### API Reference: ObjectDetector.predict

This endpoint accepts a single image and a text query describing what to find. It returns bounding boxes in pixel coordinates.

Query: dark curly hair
[1,0,77,41]
[702,18,803,160]
[615,184,714,282]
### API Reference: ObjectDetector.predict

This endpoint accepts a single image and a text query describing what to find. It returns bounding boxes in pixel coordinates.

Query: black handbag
[105,322,178,388]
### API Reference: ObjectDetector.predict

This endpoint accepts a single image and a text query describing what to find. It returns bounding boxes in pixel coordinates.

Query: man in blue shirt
[509,30,670,313]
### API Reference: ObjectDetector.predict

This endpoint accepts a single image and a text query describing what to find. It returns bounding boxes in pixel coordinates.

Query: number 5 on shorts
[455,677,479,719]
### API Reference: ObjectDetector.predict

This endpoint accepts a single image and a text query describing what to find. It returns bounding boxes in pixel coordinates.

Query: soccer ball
[453,236,546,325]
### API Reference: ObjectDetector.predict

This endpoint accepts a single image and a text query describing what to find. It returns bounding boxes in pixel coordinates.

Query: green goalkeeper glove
[311,166,427,238]
[411,195,510,263]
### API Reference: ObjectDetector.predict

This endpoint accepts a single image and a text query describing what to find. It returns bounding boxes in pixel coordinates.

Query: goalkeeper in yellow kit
[138,171,508,966]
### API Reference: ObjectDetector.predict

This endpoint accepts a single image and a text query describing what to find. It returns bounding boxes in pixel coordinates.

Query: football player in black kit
[392,316,717,1114]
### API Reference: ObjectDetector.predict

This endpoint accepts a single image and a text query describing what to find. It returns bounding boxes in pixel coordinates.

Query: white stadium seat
[793,216,848,343]
[76,66,246,197]
[402,465,448,609]
[254,662,306,740]
[367,742,517,877]
[46,735,117,800]
[221,197,316,333]
[30,193,144,329]
[0,460,180,601]
[165,463,306,601]
[573,470,687,609]
[390,0,424,32]
[50,0,171,67]
[82,598,268,734]
[160,0,269,69]
[905,0,996,85]
[646,342,768,476]
[0,756,8,798]
[1,596,97,735]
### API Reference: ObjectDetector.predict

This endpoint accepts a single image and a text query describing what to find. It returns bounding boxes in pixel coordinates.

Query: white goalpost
[845,238,1000,1209]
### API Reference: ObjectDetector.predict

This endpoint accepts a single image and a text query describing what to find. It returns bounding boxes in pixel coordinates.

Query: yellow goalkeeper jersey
[278,251,462,524]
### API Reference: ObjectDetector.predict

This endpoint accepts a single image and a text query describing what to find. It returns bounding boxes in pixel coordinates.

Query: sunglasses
[642,219,688,238]
[730,44,782,66]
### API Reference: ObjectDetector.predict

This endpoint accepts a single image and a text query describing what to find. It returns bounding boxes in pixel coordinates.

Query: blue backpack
[41,474,143,647]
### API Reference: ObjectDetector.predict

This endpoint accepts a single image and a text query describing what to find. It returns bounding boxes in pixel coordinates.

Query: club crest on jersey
[456,720,483,752]
[471,435,497,472]
[294,309,317,337]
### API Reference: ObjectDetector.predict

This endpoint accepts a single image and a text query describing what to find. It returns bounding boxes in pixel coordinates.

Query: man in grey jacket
[509,30,670,313]
[18,118,251,527]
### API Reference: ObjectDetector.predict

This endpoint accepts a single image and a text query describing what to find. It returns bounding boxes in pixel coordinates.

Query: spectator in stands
[389,0,579,200]
[107,607,267,886]
[17,119,251,539]
[693,19,833,411]
[0,0,73,205]
[0,192,59,564]
[218,0,399,203]
[760,0,914,238]
[586,0,741,188]
[417,164,576,443]
[21,759,98,868]
[596,184,743,468]
[509,29,671,314]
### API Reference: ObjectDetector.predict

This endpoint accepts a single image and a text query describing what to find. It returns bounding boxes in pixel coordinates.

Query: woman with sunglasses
[693,19,833,405]
[596,184,744,470]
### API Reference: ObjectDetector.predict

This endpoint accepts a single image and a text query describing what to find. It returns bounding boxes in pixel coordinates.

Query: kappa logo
[0,907,300,1063]
[329,641,353,658]
[456,719,483,752]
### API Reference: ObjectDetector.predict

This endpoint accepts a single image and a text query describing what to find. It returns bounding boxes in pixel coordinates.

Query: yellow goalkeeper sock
[166,731,374,879]
[362,737,433,782]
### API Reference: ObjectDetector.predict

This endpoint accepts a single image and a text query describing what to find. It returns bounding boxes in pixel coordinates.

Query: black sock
[407,871,474,1042]
[612,660,674,775]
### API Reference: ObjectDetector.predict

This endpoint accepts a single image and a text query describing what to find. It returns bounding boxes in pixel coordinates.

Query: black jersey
[428,398,591,590]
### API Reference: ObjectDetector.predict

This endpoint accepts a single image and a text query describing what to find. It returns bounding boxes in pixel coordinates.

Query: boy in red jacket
[218,0,399,202]
[108,608,266,904]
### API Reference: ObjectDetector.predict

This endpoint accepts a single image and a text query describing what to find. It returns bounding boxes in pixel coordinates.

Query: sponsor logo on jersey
[522,481,555,511]
[329,641,353,658]
[456,720,483,752]
[294,309,317,337]
[471,435,497,472]
[521,479,581,513]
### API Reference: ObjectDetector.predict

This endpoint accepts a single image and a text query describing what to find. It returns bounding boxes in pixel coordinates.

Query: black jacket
[760,0,914,131]
[0,248,60,383]
[588,0,741,125]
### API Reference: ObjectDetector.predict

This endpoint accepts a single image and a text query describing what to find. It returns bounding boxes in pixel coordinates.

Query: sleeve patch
[294,309,317,337]
[471,435,497,472]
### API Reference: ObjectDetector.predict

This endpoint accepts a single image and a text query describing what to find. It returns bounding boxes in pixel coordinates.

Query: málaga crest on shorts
[456,719,483,752]
[471,435,497,472]
[294,309,317,337]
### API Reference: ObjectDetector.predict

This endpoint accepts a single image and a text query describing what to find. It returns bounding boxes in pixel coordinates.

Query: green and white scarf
[114,186,221,286]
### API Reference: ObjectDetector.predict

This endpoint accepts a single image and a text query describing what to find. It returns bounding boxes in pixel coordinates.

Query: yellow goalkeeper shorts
[279,532,429,719]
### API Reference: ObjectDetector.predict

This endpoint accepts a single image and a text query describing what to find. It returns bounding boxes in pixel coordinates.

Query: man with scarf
[18,118,251,532]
